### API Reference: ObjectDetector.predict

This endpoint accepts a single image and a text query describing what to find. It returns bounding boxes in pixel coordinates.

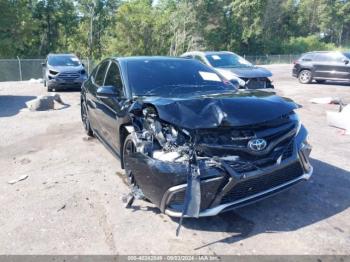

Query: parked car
[81,56,312,218]
[181,51,274,89]
[293,51,350,84]
[42,53,88,91]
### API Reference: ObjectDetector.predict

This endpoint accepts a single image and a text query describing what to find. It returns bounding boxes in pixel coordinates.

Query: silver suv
[181,51,274,89]
[42,54,88,92]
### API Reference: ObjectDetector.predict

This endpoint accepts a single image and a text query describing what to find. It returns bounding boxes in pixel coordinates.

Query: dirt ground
[0,64,349,255]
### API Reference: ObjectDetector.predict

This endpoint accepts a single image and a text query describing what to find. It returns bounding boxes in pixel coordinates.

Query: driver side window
[95,61,109,86]
[104,62,124,96]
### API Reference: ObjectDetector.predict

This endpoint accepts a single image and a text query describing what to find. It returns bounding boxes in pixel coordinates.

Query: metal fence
[244,54,300,65]
[0,58,93,82]
[0,55,300,82]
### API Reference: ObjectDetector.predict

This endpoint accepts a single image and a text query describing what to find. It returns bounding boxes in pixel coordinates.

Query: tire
[122,134,149,202]
[122,134,138,186]
[316,79,326,84]
[81,101,94,137]
[298,69,312,84]
[47,86,53,92]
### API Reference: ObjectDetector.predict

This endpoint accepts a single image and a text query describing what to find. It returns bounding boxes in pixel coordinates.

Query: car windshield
[205,53,253,68]
[48,55,81,66]
[127,59,236,97]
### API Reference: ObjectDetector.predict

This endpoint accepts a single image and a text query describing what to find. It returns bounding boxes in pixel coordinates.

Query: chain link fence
[0,55,300,82]
[244,54,300,65]
[0,58,93,82]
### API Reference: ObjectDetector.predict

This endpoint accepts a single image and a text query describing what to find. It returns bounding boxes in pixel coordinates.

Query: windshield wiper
[143,84,203,96]
[192,90,236,97]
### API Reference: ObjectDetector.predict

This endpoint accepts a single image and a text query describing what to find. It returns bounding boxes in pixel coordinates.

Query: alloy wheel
[299,70,312,84]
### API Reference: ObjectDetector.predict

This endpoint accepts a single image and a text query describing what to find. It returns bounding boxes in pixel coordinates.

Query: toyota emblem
[248,138,267,151]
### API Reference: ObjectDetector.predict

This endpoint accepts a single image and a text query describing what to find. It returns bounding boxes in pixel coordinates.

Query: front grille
[281,142,293,160]
[244,78,267,89]
[58,72,80,80]
[197,129,255,148]
[226,138,294,173]
[221,162,304,204]
[196,114,296,163]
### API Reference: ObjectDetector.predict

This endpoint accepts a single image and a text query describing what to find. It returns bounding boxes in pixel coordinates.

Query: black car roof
[112,56,190,62]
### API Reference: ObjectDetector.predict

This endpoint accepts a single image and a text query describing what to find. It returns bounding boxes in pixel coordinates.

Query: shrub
[284,35,337,54]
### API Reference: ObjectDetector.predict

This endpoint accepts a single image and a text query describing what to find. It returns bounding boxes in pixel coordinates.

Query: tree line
[0,0,349,59]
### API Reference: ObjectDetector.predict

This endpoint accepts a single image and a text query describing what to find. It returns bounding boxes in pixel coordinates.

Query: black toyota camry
[81,57,312,218]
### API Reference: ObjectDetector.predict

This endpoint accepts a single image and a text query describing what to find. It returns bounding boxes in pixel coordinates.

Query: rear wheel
[81,101,93,137]
[298,70,312,84]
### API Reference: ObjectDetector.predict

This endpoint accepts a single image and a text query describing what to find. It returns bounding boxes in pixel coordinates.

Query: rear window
[300,53,314,61]
[314,52,344,62]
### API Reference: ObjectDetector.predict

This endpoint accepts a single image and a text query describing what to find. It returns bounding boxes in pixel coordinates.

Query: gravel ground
[0,64,349,255]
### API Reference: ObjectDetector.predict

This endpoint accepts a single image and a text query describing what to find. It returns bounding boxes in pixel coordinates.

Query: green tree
[108,0,170,56]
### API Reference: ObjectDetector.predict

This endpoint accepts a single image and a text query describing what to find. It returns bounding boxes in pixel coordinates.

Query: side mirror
[96,85,119,98]
[344,59,349,65]
[82,63,85,67]
[41,63,46,67]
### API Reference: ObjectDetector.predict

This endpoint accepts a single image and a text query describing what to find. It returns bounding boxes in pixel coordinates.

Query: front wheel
[81,101,94,137]
[298,70,312,84]
[122,134,138,186]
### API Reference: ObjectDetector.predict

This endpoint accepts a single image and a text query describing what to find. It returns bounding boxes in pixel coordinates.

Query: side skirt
[92,127,121,160]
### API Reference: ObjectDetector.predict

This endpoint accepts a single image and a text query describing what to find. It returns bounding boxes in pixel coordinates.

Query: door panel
[313,53,333,78]
[85,64,101,130]
[313,52,350,80]
[97,61,126,151]
[89,60,110,137]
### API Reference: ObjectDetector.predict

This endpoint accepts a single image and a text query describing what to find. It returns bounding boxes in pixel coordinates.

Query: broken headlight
[150,123,190,162]
[149,120,188,148]
[142,106,188,148]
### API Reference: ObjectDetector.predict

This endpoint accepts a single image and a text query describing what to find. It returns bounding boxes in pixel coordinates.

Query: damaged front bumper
[163,159,312,217]
[125,124,313,217]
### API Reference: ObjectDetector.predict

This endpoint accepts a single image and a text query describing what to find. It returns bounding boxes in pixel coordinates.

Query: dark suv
[293,51,350,84]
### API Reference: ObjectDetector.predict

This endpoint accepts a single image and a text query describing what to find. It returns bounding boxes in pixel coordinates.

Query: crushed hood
[136,91,298,129]
[216,66,272,79]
